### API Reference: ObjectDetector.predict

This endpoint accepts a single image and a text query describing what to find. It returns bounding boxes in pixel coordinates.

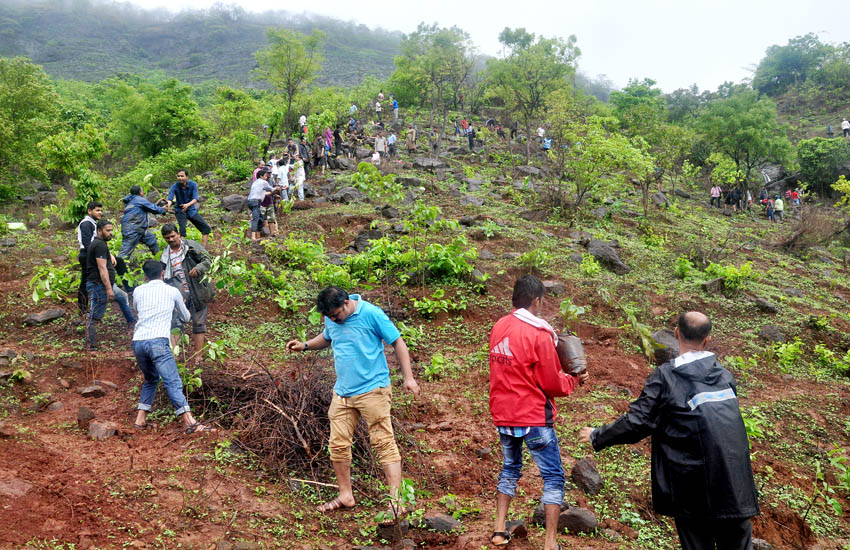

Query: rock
[460,195,484,207]
[516,165,542,177]
[475,447,491,459]
[93,380,118,391]
[355,147,372,159]
[559,507,598,534]
[760,164,786,183]
[24,309,65,325]
[0,422,15,438]
[569,253,583,263]
[0,478,33,497]
[543,280,565,296]
[377,519,409,541]
[380,205,400,219]
[759,325,785,343]
[47,401,64,412]
[0,349,16,361]
[220,194,246,212]
[41,246,56,257]
[291,201,312,211]
[701,278,725,293]
[335,157,355,170]
[652,330,679,365]
[533,502,569,525]
[88,420,117,441]
[590,207,609,219]
[77,407,95,429]
[232,543,261,550]
[505,520,527,538]
[651,191,669,208]
[518,209,550,222]
[354,229,384,252]
[752,538,773,550]
[420,513,461,532]
[413,157,447,170]
[0,238,16,247]
[782,287,803,297]
[673,189,691,198]
[326,253,346,266]
[587,240,630,275]
[471,268,488,283]
[214,543,234,550]
[465,178,483,191]
[503,252,521,260]
[37,191,59,205]
[330,187,366,204]
[480,249,496,260]
[458,215,477,227]
[571,458,603,495]
[78,385,105,398]
[754,298,778,314]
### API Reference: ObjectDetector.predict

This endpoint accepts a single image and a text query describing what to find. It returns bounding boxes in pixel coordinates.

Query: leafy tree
[547,89,653,221]
[255,28,325,136]
[209,86,264,157]
[487,28,580,163]
[110,78,204,158]
[38,123,108,222]
[0,56,59,188]
[397,23,476,130]
[698,89,792,201]
[753,33,830,96]
[798,138,850,197]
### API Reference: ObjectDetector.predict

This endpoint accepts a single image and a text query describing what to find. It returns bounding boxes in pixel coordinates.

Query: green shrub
[29,262,78,304]
[705,261,756,292]
[774,338,804,373]
[580,254,601,277]
[517,248,550,271]
[216,157,254,182]
[674,254,694,279]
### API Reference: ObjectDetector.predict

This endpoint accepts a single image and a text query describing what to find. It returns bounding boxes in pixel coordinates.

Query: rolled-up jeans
[497,426,565,505]
[133,337,190,416]
[247,199,262,232]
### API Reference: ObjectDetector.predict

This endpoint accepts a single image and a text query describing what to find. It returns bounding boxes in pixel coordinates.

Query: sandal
[490,531,511,546]
[317,497,356,513]
[131,423,154,430]
[184,422,215,434]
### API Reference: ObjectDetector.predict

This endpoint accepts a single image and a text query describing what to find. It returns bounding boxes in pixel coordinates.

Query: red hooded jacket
[489,311,579,427]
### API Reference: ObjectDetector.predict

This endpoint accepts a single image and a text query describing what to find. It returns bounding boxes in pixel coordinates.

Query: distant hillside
[0,0,401,87]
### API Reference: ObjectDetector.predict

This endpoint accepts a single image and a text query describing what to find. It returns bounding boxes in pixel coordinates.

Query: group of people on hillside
[827,118,850,138]
[708,184,801,221]
[76,170,216,434]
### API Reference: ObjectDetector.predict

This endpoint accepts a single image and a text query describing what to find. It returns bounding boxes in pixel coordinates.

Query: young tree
[487,28,580,163]
[798,137,850,197]
[753,33,831,96]
[547,90,653,222]
[255,28,326,136]
[0,57,59,187]
[698,89,792,204]
[398,23,475,131]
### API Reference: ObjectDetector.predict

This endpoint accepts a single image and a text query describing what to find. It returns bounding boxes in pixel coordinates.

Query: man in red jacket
[488,275,588,549]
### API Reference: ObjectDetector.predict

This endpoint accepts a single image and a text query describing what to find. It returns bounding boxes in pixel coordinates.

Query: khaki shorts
[262,205,277,224]
[328,385,400,464]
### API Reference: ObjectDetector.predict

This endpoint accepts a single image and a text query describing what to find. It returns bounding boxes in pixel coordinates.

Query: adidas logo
[491,337,512,357]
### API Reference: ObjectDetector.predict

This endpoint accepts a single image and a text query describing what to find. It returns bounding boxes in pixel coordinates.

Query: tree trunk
[525,119,532,165]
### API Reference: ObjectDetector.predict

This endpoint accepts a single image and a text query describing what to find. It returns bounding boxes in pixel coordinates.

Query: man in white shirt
[131,259,213,434]
[247,169,275,242]
[842,118,850,137]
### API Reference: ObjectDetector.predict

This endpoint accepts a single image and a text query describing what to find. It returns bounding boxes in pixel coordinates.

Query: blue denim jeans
[247,199,263,232]
[498,426,565,505]
[133,338,190,416]
[119,230,159,259]
[85,281,135,348]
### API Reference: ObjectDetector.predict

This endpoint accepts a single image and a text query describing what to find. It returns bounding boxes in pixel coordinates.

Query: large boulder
[220,194,247,212]
[760,164,786,184]
[330,187,366,204]
[586,240,630,275]
[460,195,484,207]
[533,502,568,525]
[516,165,542,177]
[355,147,372,159]
[651,191,669,208]
[354,230,384,252]
[558,508,598,534]
[758,325,785,343]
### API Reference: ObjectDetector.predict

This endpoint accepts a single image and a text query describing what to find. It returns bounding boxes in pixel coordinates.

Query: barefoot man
[286,286,420,517]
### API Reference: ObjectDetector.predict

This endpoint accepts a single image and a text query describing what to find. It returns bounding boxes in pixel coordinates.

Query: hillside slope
[0,0,401,86]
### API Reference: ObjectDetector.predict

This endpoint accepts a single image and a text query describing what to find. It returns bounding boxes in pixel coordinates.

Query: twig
[287,478,339,489]
[261,398,312,457]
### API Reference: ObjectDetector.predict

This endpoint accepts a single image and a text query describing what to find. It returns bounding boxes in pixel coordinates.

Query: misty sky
[129,0,850,93]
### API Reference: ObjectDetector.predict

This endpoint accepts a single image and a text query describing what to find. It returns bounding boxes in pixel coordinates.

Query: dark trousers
[174,210,211,237]
[675,517,752,550]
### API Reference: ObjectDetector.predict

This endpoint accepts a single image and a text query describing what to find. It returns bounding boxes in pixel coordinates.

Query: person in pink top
[710,185,722,208]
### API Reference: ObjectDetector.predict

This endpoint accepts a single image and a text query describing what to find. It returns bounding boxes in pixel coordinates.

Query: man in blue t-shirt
[287,286,420,518]
[166,169,212,247]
